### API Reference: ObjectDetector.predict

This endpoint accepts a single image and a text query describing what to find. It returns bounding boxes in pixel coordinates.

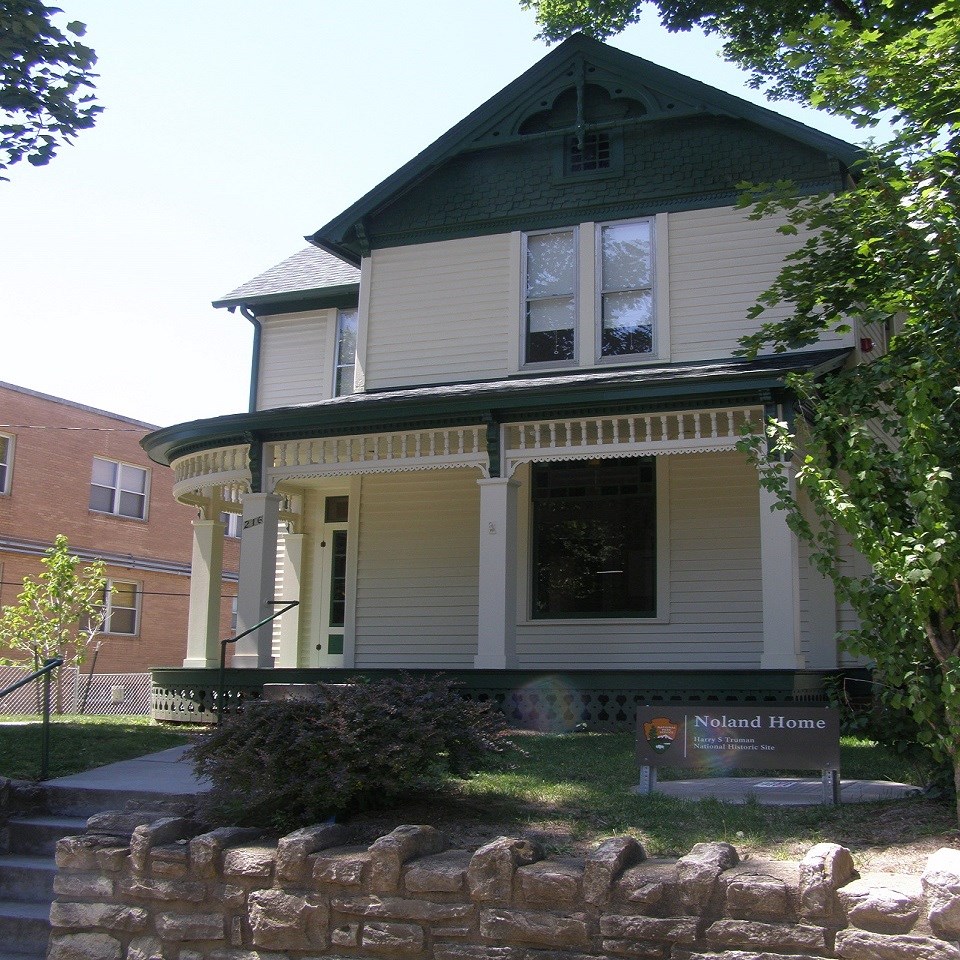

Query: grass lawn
[0,714,202,781]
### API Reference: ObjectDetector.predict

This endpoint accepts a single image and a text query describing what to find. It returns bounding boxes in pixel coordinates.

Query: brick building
[0,382,239,674]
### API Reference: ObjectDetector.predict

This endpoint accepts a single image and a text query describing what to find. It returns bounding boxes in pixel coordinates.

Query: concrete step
[0,855,56,903]
[0,900,49,955]
[6,815,88,857]
[42,783,190,819]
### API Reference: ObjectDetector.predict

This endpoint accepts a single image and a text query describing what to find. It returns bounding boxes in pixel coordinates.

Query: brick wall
[49,818,960,959]
[0,383,239,672]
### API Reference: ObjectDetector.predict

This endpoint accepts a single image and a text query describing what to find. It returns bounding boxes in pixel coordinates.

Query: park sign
[636,705,840,773]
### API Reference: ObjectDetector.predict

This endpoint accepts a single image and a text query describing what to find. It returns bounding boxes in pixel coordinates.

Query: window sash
[103,580,140,636]
[0,434,11,494]
[334,308,358,396]
[524,229,577,364]
[90,458,148,519]
[599,220,654,358]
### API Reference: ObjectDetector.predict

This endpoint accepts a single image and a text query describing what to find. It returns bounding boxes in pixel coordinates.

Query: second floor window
[525,229,577,364]
[334,307,358,396]
[0,434,12,495]
[90,457,149,520]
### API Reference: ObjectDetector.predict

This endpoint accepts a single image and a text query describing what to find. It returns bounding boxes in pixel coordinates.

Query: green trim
[310,35,863,265]
[213,283,360,313]
[141,350,849,466]
[327,634,344,655]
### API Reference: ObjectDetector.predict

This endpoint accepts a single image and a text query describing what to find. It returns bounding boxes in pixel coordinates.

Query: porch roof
[142,348,849,466]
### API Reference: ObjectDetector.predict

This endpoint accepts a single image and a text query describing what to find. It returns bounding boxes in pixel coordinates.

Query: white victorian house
[144,36,870,726]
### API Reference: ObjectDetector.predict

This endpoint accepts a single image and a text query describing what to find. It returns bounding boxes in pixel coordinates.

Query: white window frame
[220,511,242,538]
[522,226,580,369]
[333,307,358,396]
[517,214,669,372]
[90,457,150,521]
[0,433,13,496]
[102,579,141,636]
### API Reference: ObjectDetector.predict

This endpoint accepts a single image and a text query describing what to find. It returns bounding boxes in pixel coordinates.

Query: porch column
[276,532,304,668]
[183,518,225,668]
[475,477,519,669]
[234,492,282,668]
[759,471,806,669]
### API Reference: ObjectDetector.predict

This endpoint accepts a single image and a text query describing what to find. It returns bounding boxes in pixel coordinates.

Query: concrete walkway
[42,747,923,807]
[44,745,209,797]
[634,776,923,805]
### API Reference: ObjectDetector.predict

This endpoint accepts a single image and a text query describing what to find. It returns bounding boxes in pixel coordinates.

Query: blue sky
[0,1,869,427]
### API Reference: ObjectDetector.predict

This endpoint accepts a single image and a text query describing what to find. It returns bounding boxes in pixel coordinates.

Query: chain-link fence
[0,665,152,716]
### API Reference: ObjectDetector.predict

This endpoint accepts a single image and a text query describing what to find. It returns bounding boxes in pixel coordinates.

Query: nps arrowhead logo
[643,716,680,754]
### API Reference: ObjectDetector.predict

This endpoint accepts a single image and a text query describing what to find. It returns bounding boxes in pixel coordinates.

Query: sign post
[636,705,841,805]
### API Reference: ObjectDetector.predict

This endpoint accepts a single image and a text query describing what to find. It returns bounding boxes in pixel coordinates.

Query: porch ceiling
[142,349,849,467]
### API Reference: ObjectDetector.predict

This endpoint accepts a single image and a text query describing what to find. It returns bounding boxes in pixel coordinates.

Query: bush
[188,674,511,830]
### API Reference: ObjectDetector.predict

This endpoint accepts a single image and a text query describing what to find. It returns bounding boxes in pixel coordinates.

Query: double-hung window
[522,217,657,368]
[219,511,242,538]
[334,307,358,396]
[90,457,149,520]
[0,434,12,495]
[102,580,141,636]
[524,229,577,364]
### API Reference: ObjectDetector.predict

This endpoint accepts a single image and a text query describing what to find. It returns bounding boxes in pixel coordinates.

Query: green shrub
[188,674,511,830]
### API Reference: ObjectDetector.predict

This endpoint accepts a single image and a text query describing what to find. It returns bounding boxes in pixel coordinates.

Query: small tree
[0,534,109,712]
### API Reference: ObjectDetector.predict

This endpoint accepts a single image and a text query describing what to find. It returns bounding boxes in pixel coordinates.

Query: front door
[313,494,349,666]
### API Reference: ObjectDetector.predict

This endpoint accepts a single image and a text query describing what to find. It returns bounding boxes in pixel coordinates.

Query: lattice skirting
[151,667,854,731]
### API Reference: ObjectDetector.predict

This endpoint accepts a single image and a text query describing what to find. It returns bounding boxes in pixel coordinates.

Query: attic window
[567,132,611,173]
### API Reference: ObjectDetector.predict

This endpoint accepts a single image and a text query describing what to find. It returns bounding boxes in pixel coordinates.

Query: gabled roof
[310,34,862,266]
[213,246,359,312]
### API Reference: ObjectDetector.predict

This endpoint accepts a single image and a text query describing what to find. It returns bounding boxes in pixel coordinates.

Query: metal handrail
[217,600,299,726]
[0,657,64,780]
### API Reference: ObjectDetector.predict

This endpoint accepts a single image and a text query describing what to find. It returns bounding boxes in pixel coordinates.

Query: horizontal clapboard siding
[668,207,851,361]
[364,236,513,389]
[257,310,333,409]
[515,451,764,668]
[354,470,480,667]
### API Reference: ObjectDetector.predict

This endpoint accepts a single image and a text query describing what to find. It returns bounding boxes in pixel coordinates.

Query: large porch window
[531,457,656,618]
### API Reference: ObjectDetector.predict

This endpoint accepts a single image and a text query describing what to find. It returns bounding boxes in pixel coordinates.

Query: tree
[522,0,960,816]
[0,535,109,711]
[1,0,101,178]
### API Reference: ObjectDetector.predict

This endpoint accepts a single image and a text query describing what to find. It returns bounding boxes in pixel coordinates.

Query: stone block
[799,843,856,924]
[361,920,425,953]
[468,837,544,903]
[189,826,262,878]
[248,888,328,950]
[599,941,666,958]
[405,849,472,894]
[835,928,960,960]
[120,875,208,902]
[839,882,922,935]
[129,816,201,872]
[479,908,590,949]
[923,848,960,940]
[617,861,676,910]
[332,921,361,946]
[517,859,583,906]
[86,809,172,838]
[677,842,739,913]
[276,822,352,881]
[333,894,474,923]
[368,824,449,892]
[705,918,827,952]
[433,947,523,960]
[724,873,794,922]
[126,936,164,960]
[49,901,149,933]
[599,915,698,945]
[95,846,130,872]
[583,836,645,906]
[56,835,122,871]
[223,844,276,879]
[313,847,371,886]
[48,932,122,960]
[156,911,226,941]
[53,871,114,898]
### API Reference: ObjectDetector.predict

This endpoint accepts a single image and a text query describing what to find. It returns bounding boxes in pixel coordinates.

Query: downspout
[239,304,261,413]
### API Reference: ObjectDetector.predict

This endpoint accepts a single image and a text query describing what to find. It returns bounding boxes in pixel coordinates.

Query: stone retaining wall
[49,818,960,960]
